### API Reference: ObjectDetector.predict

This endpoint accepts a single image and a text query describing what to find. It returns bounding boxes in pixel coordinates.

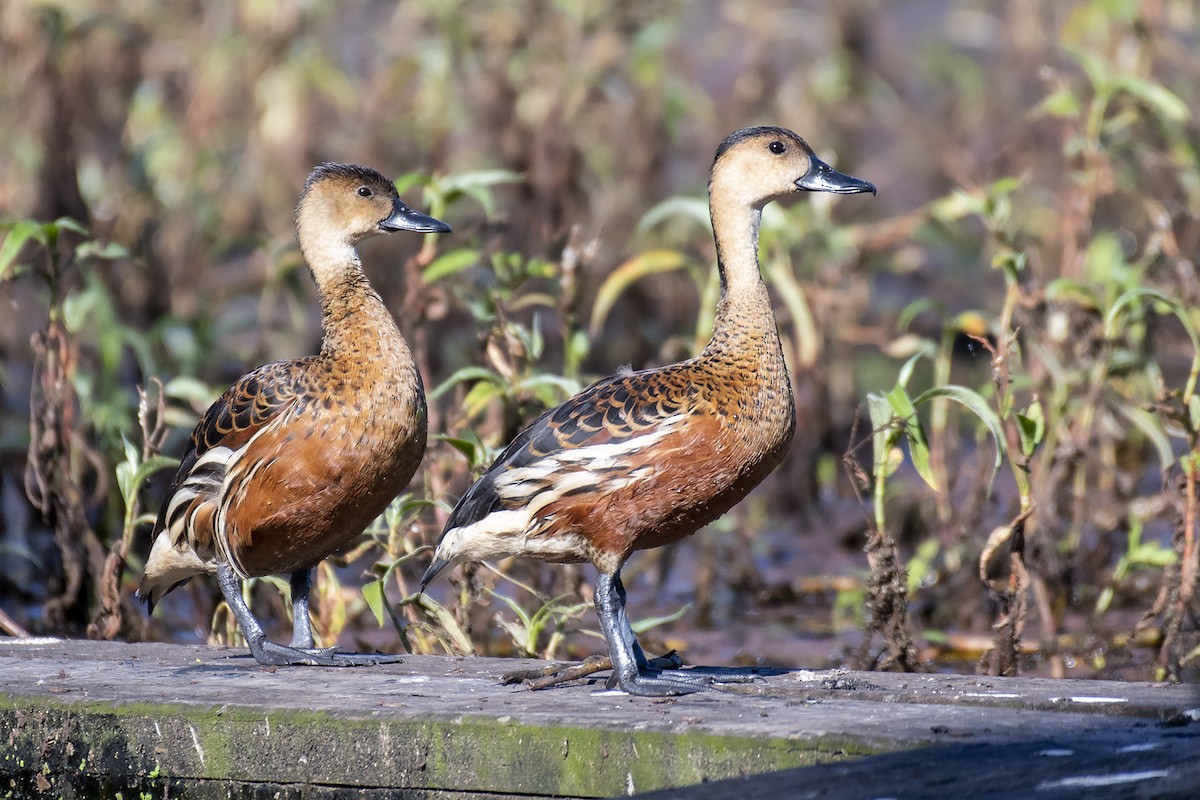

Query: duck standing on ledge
[422,127,874,695]
[139,163,451,666]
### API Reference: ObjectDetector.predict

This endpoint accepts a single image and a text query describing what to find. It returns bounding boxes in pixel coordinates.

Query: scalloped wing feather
[423,368,713,582]
[150,360,305,556]
[443,368,696,532]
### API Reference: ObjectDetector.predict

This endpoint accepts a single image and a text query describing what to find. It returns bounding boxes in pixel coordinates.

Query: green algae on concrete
[0,695,858,798]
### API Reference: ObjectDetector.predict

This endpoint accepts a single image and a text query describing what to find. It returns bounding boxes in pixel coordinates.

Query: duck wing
[423,366,714,583]
[153,360,307,553]
[455,367,696,524]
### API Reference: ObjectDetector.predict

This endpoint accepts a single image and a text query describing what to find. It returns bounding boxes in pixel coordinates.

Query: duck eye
[768,141,786,155]
[357,186,372,197]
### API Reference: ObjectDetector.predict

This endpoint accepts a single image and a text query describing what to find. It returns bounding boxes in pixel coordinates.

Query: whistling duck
[139,163,451,666]
[422,127,874,695]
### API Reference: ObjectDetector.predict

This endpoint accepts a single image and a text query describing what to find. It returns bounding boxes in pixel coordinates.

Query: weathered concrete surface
[633,733,1200,800]
[0,637,1197,799]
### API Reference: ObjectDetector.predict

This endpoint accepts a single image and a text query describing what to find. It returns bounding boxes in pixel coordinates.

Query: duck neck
[310,255,406,362]
[703,203,778,361]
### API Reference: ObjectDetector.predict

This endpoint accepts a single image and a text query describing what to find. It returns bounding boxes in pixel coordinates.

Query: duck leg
[288,569,316,649]
[612,573,675,670]
[618,574,758,687]
[595,570,708,696]
[216,564,402,667]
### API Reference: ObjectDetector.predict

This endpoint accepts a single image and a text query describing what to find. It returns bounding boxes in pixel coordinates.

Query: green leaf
[988,176,1025,198]
[117,437,156,499]
[510,292,559,312]
[429,366,503,400]
[993,250,1027,279]
[1106,288,1200,356]
[423,248,480,283]
[1031,87,1082,120]
[52,217,90,237]
[1015,400,1045,458]
[515,373,581,404]
[563,328,590,379]
[463,380,502,418]
[905,538,941,594]
[912,385,1007,490]
[1127,542,1177,567]
[75,240,129,262]
[629,603,690,634]
[897,298,941,333]
[1111,74,1189,124]
[927,188,981,223]
[589,248,691,335]
[392,171,427,195]
[163,375,219,406]
[486,589,532,631]
[436,170,524,218]
[1045,278,1103,311]
[362,579,386,627]
[115,461,137,507]
[1068,46,1110,94]
[950,310,991,338]
[0,220,47,281]
[437,169,524,194]
[435,434,485,466]
[1084,230,1126,285]
[867,392,897,475]
[895,348,933,389]
[1095,586,1114,614]
[135,455,179,485]
[886,386,938,492]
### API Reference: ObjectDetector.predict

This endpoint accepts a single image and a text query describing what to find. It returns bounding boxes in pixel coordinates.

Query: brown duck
[139,163,451,666]
[422,126,874,694]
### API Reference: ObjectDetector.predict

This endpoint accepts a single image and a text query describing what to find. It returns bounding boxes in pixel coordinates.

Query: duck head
[709,126,875,210]
[295,163,450,271]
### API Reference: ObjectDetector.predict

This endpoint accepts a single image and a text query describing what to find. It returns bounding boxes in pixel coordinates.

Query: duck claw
[249,639,402,667]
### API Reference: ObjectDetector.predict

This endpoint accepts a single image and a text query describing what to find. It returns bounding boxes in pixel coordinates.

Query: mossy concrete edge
[0,694,882,798]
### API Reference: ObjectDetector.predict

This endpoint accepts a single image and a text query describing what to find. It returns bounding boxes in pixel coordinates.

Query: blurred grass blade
[897,298,941,332]
[1115,404,1175,477]
[1107,287,1200,401]
[435,169,524,218]
[636,196,710,234]
[1111,74,1189,124]
[630,603,689,635]
[764,258,820,368]
[913,385,1007,491]
[1106,288,1199,352]
[429,366,502,399]
[407,593,475,655]
[589,248,691,336]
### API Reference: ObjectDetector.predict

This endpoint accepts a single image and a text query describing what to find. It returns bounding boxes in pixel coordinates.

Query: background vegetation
[2,0,1197,683]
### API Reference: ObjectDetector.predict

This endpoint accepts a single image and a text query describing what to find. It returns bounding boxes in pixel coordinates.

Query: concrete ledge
[1,638,1197,798]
